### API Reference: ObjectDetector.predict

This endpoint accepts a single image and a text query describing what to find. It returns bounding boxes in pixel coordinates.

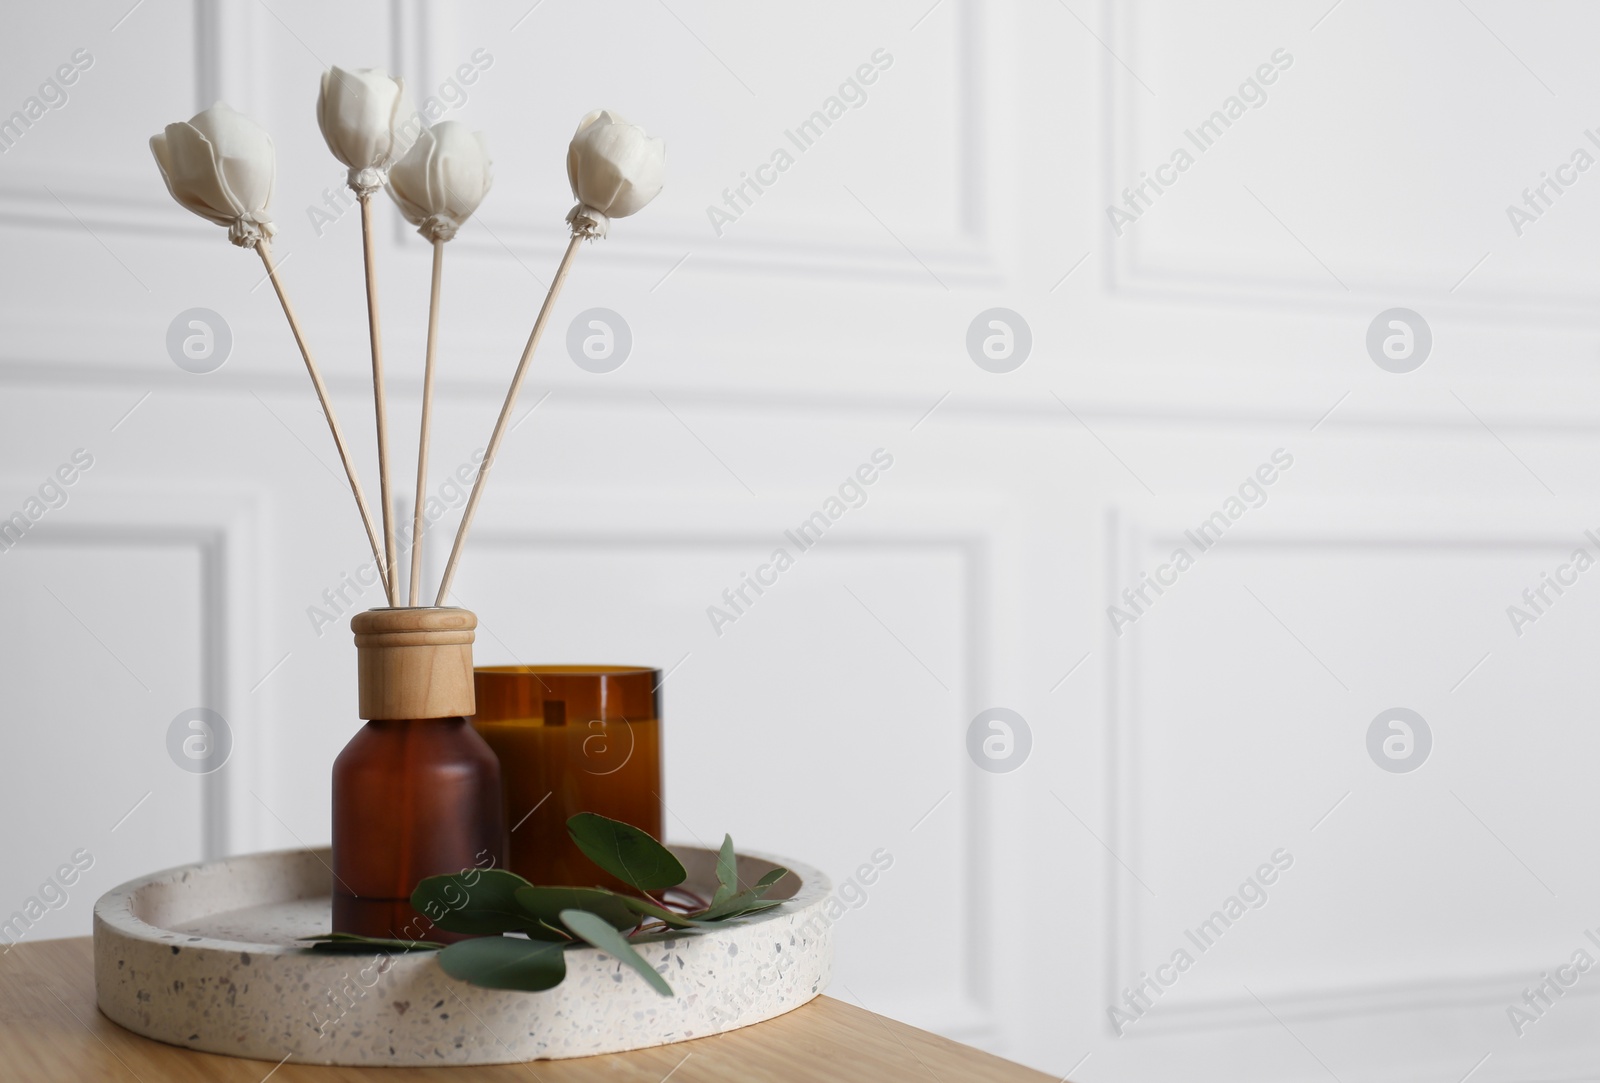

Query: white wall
[2,1,1598,1079]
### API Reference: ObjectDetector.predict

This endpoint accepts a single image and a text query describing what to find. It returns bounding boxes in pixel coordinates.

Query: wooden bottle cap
[351,607,477,720]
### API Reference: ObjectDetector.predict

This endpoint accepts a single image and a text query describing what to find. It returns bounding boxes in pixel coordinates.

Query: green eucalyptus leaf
[298,932,443,953]
[513,885,638,931]
[697,868,789,921]
[567,812,687,891]
[698,896,784,922]
[528,917,574,942]
[713,834,739,907]
[411,869,538,935]
[438,935,568,992]
[616,894,715,929]
[559,909,673,996]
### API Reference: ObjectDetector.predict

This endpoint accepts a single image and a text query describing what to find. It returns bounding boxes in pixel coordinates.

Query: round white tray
[93,845,832,1065]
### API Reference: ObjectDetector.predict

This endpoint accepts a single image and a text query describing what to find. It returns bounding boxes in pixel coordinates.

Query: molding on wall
[1097,0,1600,324]
[5,360,1600,438]
[1103,502,1587,1035]
[395,1,998,286]
[0,5,212,237]
[20,488,261,859]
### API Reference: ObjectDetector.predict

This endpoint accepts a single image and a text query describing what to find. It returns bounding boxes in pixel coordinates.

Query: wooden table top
[0,937,1052,1082]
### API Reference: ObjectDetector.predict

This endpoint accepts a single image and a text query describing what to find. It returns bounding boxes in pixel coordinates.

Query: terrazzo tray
[93,845,832,1066]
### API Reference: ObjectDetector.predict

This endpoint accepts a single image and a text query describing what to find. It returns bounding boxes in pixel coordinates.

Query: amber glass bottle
[472,666,661,891]
[333,608,506,943]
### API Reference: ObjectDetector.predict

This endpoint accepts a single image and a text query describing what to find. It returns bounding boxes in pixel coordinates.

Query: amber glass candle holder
[472,666,662,891]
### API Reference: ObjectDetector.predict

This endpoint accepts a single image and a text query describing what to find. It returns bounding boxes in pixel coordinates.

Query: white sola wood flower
[149,101,391,590]
[317,65,420,605]
[565,110,665,238]
[317,66,417,195]
[434,109,664,602]
[386,121,492,242]
[150,103,276,247]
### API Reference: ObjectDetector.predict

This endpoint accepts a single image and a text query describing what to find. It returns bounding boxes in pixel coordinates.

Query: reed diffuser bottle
[333,608,506,943]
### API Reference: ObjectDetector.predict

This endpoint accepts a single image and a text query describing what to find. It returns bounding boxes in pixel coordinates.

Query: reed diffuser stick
[359,195,400,606]
[434,235,583,605]
[408,237,446,606]
[256,241,389,584]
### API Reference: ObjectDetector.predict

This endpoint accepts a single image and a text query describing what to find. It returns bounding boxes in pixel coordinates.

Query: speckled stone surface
[93,846,833,1065]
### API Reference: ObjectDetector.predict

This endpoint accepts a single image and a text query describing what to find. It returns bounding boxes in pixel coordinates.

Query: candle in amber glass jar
[471,666,662,890]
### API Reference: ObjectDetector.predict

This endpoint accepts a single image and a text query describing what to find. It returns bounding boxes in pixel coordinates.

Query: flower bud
[150,102,277,248]
[317,66,417,195]
[565,110,665,239]
[386,122,492,242]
